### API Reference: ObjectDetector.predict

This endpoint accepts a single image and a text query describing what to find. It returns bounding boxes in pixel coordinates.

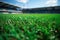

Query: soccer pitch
[0,14,60,40]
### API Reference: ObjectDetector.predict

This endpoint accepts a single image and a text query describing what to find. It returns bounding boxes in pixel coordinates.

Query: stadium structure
[0,0,60,13]
[22,6,60,13]
[0,0,21,13]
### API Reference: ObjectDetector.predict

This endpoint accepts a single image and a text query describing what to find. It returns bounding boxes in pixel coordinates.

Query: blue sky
[1,0,60,8]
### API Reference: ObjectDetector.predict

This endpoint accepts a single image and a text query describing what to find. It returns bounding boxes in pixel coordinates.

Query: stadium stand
[0,2,21,13]
[22,6,60,13]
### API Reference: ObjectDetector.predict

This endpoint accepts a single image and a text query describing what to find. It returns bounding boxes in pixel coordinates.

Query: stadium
[0,0,21,13]
[22,6,60,13]
[0,0,60,13]
[0,0,60,40]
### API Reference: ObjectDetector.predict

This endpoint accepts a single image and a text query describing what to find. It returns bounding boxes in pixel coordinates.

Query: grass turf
[0,14,60,40]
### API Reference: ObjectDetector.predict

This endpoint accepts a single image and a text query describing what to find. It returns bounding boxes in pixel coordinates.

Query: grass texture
[0,14,60,40]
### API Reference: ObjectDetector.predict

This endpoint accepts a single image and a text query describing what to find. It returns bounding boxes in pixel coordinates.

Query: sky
[16,0,58,8]
[1,0,60,8]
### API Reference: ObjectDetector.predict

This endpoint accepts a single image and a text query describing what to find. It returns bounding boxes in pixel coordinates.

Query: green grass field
[0,14,60,40]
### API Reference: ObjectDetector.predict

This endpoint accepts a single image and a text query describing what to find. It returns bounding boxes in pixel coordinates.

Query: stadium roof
[0,2,20,8]
[0,0,23,7]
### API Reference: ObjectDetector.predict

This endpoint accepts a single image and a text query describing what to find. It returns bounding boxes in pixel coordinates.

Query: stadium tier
[0,2,21,13]
[22,6,60,13]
